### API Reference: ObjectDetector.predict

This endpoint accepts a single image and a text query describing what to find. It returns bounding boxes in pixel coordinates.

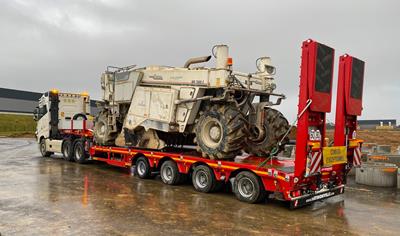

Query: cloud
[9,0,141,36]
[0,0,399,122]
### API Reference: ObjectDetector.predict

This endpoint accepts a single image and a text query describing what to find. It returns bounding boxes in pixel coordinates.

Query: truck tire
[62,139,74,162]
[192,165,222,193]
[245,108,289,156]
[39,139,52,157]
[135,157,152,179]
[233,171,266,203]
[94,111,116,145]
[160,160,183,185]
[73,140,88,164]
[195,104,246,160]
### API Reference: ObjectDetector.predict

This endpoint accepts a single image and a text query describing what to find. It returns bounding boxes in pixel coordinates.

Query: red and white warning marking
[309,151,322,175]
[353,147,362,167]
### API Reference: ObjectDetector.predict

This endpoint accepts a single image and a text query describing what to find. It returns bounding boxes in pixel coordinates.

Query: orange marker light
[227,57,233,66]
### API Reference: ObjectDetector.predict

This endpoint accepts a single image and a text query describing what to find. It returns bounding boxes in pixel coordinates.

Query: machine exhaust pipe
[184,55,211,68]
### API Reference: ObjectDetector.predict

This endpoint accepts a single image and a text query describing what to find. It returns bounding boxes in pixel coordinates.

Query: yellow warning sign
[323,146,347,166]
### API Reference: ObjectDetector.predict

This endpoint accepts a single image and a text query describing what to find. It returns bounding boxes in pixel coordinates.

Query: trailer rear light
[291,190,301,198]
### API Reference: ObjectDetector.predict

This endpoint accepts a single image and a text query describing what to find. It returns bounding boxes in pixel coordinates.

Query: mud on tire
[195,104,246,160]
[245,108,289,156]
[94,110,117,145]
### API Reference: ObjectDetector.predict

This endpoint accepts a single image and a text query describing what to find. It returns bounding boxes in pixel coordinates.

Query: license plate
[290,186,344,209]
[322,146,347,166]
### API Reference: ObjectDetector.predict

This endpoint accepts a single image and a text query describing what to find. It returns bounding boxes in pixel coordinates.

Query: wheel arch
[189,161,224,181]
[229,168,268,192]
[229,168,258,180]
[156,156,174,170]
[131,153,147,166]
[189,161,209,174]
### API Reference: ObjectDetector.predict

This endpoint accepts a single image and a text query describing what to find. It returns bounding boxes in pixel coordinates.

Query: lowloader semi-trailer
[34,39,365,208]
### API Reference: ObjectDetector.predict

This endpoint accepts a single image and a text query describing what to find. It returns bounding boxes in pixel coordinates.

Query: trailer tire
[233,171,266,203]
[73,140,88,164]
[192,165,221,193]
[160,160,183,185]
[39,139,52,157]
[135,157,152,179]
[62,139,74,162]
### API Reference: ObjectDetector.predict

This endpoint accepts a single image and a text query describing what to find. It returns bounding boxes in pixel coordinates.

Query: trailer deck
[89,144,345,209]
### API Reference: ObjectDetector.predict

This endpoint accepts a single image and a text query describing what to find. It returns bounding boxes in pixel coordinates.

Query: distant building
[358,119,397,130]
[0,87,101,115]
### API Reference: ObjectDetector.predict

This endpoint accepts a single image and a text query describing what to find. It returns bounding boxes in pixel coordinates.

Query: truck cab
[34,89,93,161]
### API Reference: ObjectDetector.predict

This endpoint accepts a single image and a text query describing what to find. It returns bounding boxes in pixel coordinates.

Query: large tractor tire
[94,111,116,145]
[245,108,289,157]
[194,104,246,160]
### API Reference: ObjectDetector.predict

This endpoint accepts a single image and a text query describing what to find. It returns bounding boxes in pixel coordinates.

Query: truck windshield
[38,105,48,119]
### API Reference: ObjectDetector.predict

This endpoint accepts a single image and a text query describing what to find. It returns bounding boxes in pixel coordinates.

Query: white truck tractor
[34,90,93,163]
[94,45,289,160]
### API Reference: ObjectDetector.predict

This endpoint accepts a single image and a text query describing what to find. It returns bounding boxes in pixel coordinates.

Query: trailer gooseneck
[35,39,365,209]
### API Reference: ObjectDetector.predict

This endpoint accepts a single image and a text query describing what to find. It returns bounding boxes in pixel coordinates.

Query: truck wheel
[73,140,88,164]
[135,157,152,179]
[160,160,183,185]
[233,171,266,203]
[195,104,246,160]
[62,139,74,162]
[192,165,222,193]
[39,139,52,157]
[245,108,289,156]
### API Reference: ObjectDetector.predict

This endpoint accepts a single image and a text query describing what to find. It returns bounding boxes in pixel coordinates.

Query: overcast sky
[1,0,399,122]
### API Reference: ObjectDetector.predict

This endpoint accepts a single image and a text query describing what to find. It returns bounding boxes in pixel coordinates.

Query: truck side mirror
[33,107,39,121]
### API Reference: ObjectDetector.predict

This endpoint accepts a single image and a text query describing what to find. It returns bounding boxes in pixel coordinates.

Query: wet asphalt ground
[0,138,399,235]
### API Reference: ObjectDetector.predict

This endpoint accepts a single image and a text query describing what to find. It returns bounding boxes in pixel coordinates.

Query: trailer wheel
[160,160,183,185]
[233,171,266,203]
[39,139,52,157]
[135,157,152,179]
[73,140,88,164]
[62,139,74,162]
[192,165,222,193]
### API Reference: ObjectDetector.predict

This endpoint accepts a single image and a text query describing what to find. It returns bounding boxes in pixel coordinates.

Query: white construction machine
[94,45,289,160]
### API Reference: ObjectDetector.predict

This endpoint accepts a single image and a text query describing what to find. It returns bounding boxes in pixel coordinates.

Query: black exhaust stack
[49,91,60,138]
